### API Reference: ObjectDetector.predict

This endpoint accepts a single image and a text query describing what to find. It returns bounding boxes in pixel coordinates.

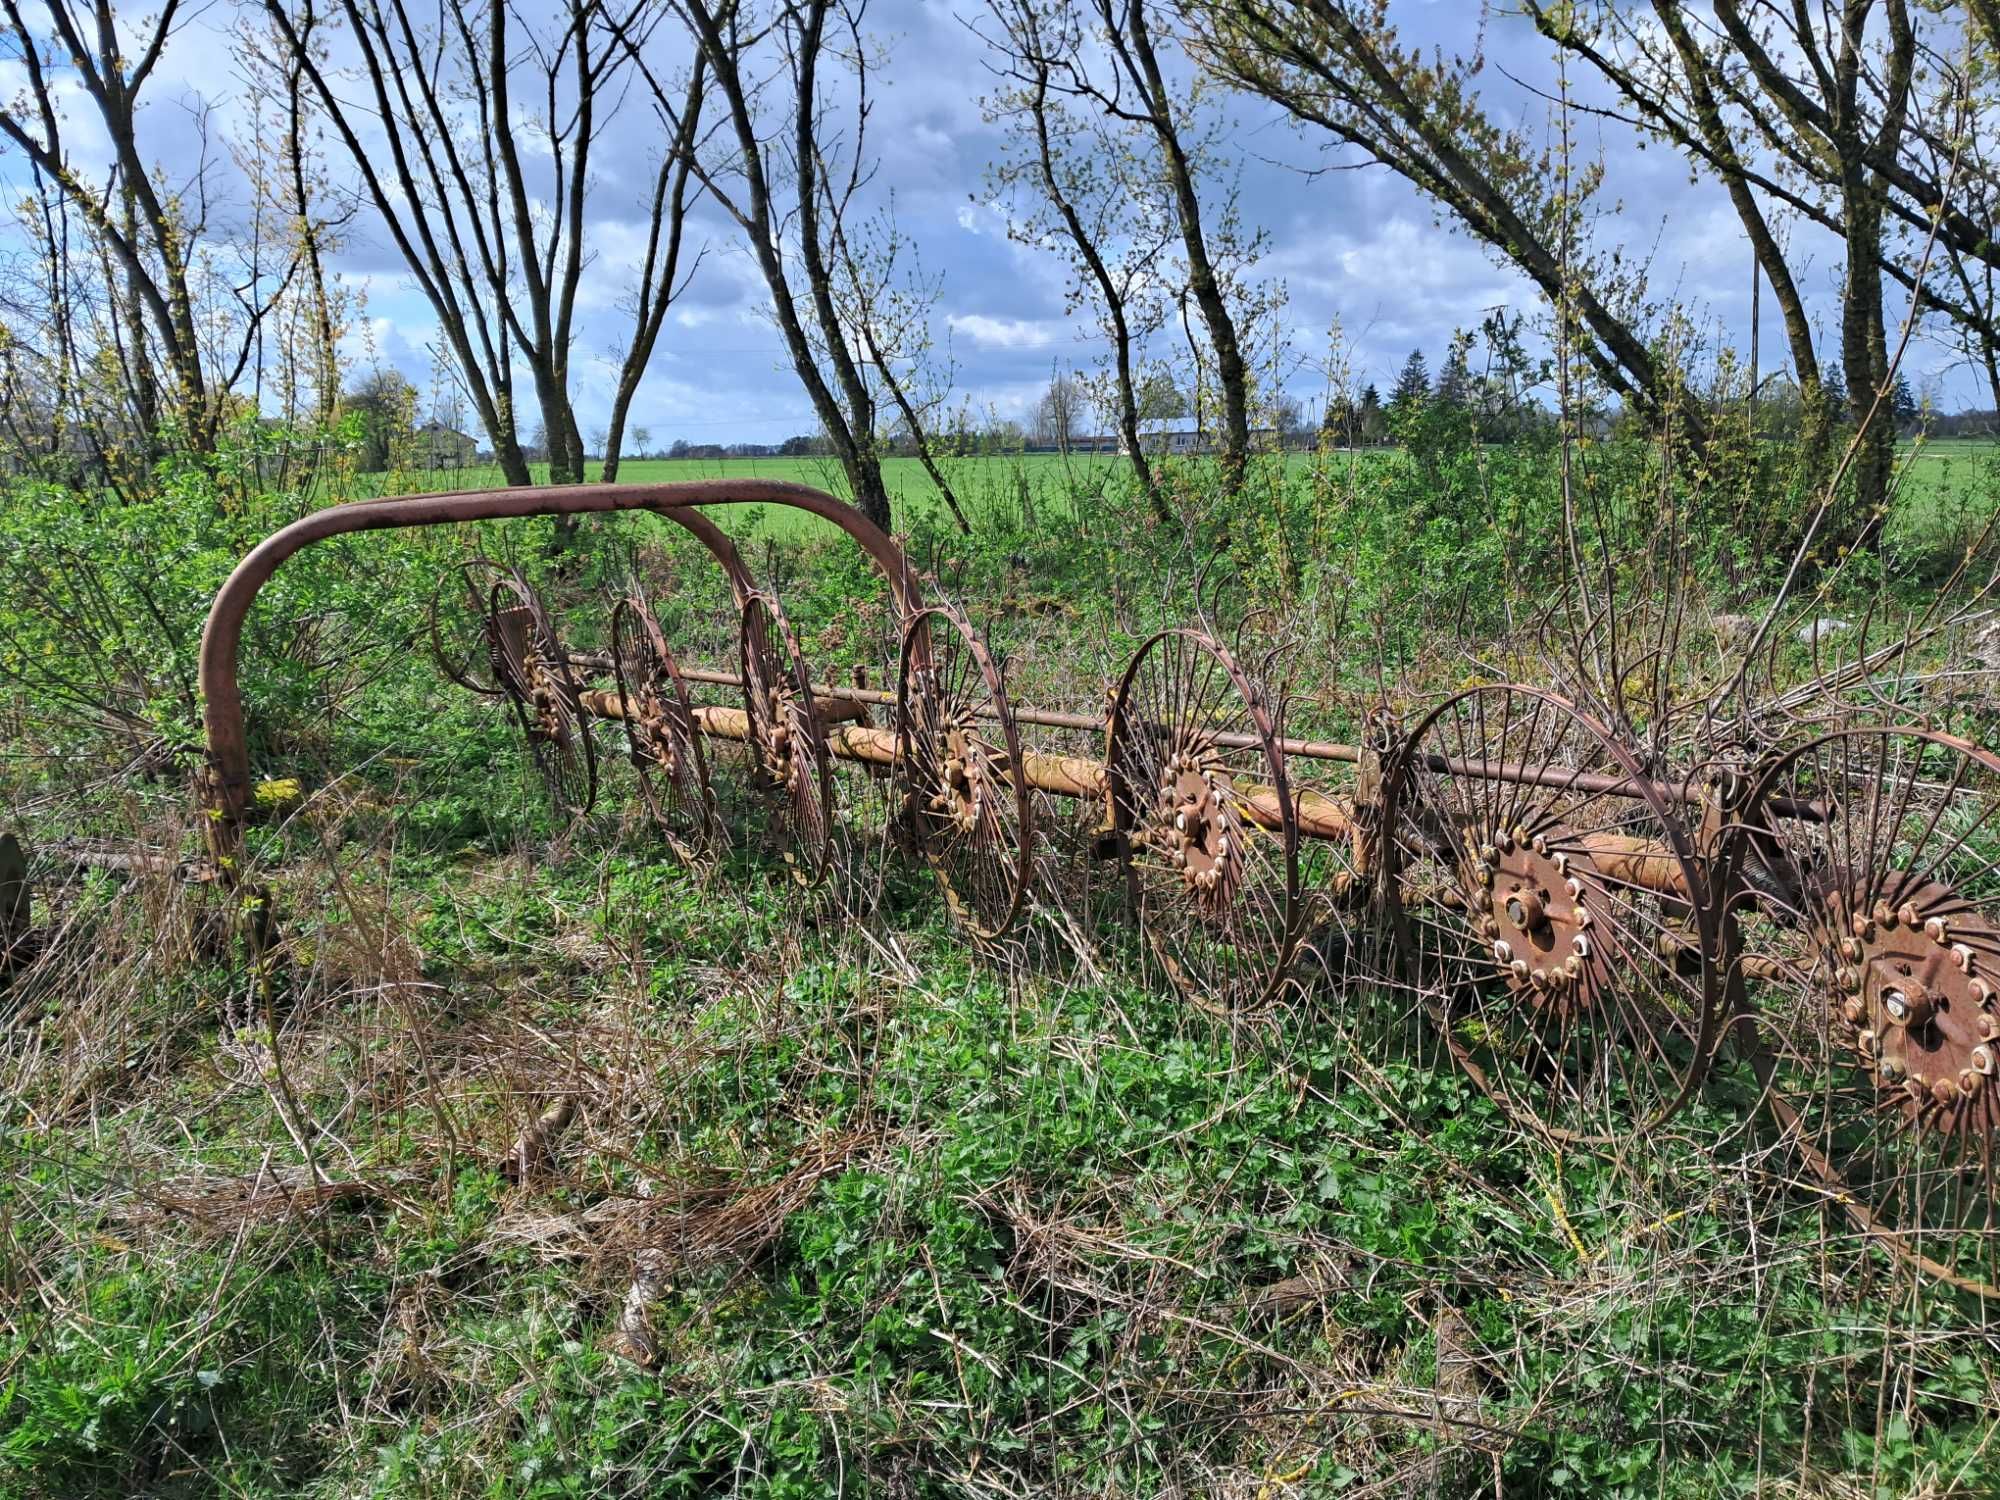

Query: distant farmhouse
[1121,419,1283,456]
[415,421,478,468]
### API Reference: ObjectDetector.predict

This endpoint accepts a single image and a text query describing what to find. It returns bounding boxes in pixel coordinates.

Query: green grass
[4,424,1998,1496]
[11,809,1995,1498]
[363,436,2000,555]
[1894,437,2000,541]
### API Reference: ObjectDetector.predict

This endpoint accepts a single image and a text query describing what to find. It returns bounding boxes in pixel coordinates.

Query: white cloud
[947,313,1069,350]
[0,0,1975,443]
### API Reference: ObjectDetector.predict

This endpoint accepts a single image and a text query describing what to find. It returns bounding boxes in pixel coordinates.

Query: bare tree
[823,203,974,532]
[0,0,293,456]
[1087,2,1255,492]
[1522,0,1994,533]
[1035,369,1085,452]
[1184,0,1706,449]
[260,0,704,494]
[980,0,1171,516]
[236,10,357,437]
[1002,1,1258,494]
[639,0,897,529]
[603,54,708,481]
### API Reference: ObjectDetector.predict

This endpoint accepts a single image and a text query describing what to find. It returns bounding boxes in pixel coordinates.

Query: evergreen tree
[1358,384,1385,444]
[1389,350,1429,419]
[1891,373,1919,432]
[1433,332,1474,412]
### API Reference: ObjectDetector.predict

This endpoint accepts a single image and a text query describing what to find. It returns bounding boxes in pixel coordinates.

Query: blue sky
[2,0,1981,445]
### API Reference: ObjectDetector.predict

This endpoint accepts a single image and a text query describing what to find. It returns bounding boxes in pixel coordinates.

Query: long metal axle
[577,688,1355,840]
[568,653,1782,816]
[575,686,1690,898]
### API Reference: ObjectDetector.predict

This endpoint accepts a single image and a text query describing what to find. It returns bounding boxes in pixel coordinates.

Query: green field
[365,437,2000,548]
[1896,437,2000,529]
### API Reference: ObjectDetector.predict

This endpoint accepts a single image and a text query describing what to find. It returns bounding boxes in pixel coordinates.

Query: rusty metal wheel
[428,558,511,697]
[1382,685,1719,1146]
[1735,728,2000,1296]
[1105,628,1301,1012]
[612,595,715,855]
[739,591,834,885]
[489,573,597,823]
[895,605,1033,941]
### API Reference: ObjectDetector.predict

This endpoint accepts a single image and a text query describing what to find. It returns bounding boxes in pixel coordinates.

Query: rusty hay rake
[5,480,1998,1300]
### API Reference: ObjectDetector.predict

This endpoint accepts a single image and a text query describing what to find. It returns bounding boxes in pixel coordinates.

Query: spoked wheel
[895,605,1034,941]
[611,595,715,855]
[489,573,598,824]
[1105,628,1301,1012]
[739,592,835,885]
[1381,685,1718,1146]
[1736,728,2000,1297]
[428,558,511,697]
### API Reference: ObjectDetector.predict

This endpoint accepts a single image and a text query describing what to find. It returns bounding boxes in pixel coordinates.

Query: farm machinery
[10,479,1995,1302]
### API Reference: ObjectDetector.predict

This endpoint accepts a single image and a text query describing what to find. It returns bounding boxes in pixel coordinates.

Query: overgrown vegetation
[6,0,2000,1493]
[4,421,1999,1496]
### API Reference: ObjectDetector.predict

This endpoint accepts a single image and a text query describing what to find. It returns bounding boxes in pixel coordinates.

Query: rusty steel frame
[896,602,1038,940]
[186,479,2000,1300]
[573,653,1813,807]
[197,482,926,855]
[195,477,1720,883]
[567,680,1716,911]
[577,684,1371,845]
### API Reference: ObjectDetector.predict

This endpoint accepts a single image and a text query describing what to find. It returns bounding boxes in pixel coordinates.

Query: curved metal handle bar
[197,480,924,842]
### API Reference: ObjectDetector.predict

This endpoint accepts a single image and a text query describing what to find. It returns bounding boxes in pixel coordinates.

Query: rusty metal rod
[586,664,1808,823]
[589,690,1374,849]
[574,652,1359,757]
[575,656,1825,820]
[579,688,1721,905]
[593,648,1831,827]
[578,654,1114,736]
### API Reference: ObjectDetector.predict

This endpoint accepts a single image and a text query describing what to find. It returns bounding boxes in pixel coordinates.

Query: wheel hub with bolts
[1830,877,1999,1131]
[757,682,804,795]
[633,690,682,777]
[1152,748,1240,911]
[1462,824,1602,1009]
[932,724,992,836]
[527,658,567,746]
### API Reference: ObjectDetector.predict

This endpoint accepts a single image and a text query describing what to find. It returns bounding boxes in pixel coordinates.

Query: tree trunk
[675,0,892,533]
[1119,1,1250,493]
[862,327,970,534]
[1834,0,1903,552]
[1020,58,1163,518]
[601,402,633,484]
[841,442,894,532]
[1109,312,1157,508]
[1840,197,1896,547]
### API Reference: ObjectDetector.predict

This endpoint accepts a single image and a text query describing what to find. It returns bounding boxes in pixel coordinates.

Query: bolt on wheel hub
[1462,824,1601,1009]
[1151,750,1240,911]
[634,694,682,776]
[757,682,804,794]
[1829,877,2000,1131]
[526,662,568,746]
[931,725,991,835]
